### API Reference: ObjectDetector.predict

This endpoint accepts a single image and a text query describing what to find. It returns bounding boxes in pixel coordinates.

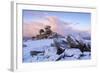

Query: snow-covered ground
[23,38,91,63]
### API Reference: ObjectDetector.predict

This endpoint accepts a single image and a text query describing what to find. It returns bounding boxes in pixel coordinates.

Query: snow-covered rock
[23,35,91,62]
[64,48,82,58]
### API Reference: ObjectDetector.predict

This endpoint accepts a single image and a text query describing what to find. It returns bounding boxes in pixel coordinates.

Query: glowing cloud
[23,16,90,37]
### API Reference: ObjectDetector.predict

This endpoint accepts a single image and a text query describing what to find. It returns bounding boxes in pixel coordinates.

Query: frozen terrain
[23,35,91,62]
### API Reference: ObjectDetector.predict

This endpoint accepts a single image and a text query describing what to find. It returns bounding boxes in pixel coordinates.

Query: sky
[23,10,91,37]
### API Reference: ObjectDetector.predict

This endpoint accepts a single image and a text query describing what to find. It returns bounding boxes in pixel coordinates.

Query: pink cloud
[23,16,90,37]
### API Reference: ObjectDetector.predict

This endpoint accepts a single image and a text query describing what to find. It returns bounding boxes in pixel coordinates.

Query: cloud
[23,22,44,37]
[23,16,90,37]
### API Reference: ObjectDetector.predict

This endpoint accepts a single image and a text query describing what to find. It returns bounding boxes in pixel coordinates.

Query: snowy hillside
[23,33,91,62]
